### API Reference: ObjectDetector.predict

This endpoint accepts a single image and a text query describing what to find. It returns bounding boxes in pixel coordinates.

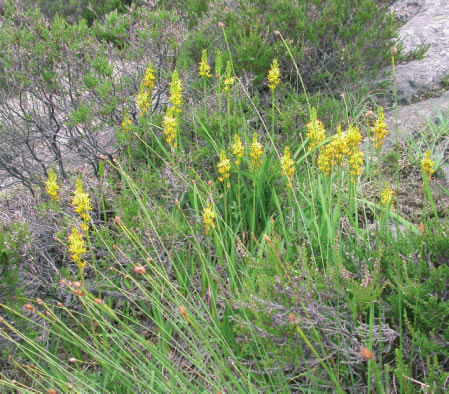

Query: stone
[380,0,449,105]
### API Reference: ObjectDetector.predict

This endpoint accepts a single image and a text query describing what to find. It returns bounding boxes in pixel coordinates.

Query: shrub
[178,0,399,92]
[18,0,135,24]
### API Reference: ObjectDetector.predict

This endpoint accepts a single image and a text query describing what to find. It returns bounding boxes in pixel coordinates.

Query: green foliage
[178,0,399,91]
[2,1,449,392]
[19,0,135,25]
[387,225,449,340]
[160,0,209,28]
[94,9,131,48]
[0,223,29,300]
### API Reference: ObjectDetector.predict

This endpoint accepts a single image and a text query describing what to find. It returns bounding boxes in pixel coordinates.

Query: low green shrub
[178,0,399,92]
[18,0,135,24]
[0,223,29,300]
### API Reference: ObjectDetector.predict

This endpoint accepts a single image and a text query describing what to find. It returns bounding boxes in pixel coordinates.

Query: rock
[379,0,449,105]
[390,0,426,24]
[373,0,449,150]
[382,90,449,152]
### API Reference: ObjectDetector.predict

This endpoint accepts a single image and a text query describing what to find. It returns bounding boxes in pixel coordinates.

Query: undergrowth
[1,1,449,393]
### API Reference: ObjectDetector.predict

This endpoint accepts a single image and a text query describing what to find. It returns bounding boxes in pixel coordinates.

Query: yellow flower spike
[162,106,178,149]
[137,62,156,115]
[317,126,352,176]
[371,106,389,150]
[317,144,332,175]
[169,70,183,114]
[231,134,244,166]
[333,126,350,166]
[280,147,295,186]
[306,107,326,151]
[346,124,362,148]
[348,149,364,181]
[217,150,231,185]
[68,227,87,267]
[223,60,235,92]
[198,49,212,78]
[202,202,216,235]
[223,76,236,92]
[120,112,132,134]
[345,125,364,182]
[80,221,89,234]
[421,150,435,180]
[267,59,281,91]
[45,168,60,201]
[249,133,264,169]
[380,182,394,206]
[72,179,92,226]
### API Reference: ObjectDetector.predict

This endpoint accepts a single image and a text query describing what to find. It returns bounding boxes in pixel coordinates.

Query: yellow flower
[120,112,132,134]
[332,127,350,164]
[345,124,362,148]
[223,61,235,92]
[68,227,86,268]
[217,150,231,185]
[348,149,364,181]
[280,147,295,186]
[169,70,183,114]
[223,76,236,92]
[346,125,364,181]
[421,150,435,180]
[267,59,281,91]
[380,182,394,206]
[72,179,92,226]
[45,168,59,201]
[371,106,388,150]
[249,133,264,169]
[162,106,178,149]
[317,127,349,175]
[231,134,244,166]
[198,49,211,78]
[137,62,156,115]
[202,202,216,235]
[306,108,326,151]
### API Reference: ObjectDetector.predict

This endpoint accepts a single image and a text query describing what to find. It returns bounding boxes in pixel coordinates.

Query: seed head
[134,264,146,275]
[23,303,35,312]
[179,305,188,320]
[360,346,375,361]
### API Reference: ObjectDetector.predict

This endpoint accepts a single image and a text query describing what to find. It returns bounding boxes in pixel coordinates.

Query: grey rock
[383,90,449,151]
[372,0,449,155]
[379,0,449,105]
